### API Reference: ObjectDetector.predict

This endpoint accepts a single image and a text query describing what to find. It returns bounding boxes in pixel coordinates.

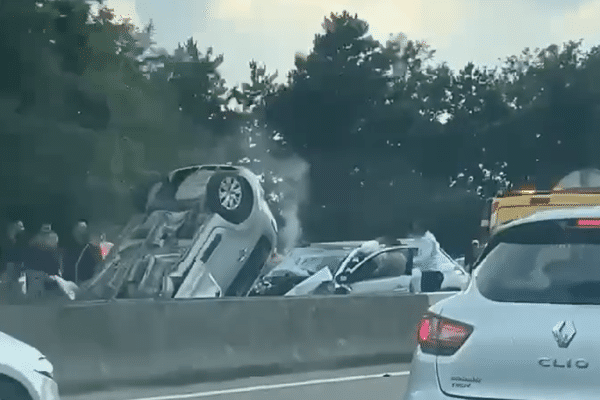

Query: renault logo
[553,321,576,348]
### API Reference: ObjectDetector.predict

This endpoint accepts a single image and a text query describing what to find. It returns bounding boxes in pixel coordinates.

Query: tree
[164,38,230,129]
[266,11,400,155]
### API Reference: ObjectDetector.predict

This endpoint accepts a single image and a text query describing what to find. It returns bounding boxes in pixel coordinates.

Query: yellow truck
[485,188,600,235]
[464,169,600,267]
[466,185,600,267]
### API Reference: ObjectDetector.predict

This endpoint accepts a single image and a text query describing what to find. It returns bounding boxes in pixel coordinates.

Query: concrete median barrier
[0,293,451,394]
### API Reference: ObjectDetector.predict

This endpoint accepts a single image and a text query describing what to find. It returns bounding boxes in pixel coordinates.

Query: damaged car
[284,241,420,296]
[77,164,278,300]
[248,244,358,296]
[281,238,469,297]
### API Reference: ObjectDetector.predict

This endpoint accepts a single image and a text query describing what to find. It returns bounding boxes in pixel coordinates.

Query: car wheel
[225,242,271,297]
[0,378,33,400]
[206,173,254,224]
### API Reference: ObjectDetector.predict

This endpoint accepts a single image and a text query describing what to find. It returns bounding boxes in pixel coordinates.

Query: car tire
[0,378,33,400]
[206,173,254,224]
[225,242,271,297]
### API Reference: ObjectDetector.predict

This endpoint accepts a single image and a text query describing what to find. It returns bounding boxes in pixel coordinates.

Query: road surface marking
[128,371,410,400]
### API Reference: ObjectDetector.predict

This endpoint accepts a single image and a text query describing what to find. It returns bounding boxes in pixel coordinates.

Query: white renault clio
[0,330,60,400]
[404,206,600,400]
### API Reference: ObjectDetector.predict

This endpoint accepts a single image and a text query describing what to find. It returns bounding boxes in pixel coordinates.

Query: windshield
[341,247,410,283]
[272,253,348,277]
[477,219,600,304]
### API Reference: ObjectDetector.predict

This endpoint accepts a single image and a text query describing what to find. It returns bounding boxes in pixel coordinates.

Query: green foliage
[266,11,404,155]
[5,3,600,251]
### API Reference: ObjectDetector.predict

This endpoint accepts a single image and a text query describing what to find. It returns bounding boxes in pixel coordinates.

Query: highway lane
[61,363,412,400]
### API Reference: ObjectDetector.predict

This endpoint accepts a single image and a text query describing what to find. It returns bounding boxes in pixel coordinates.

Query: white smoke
[238,122,310,254]
[261,152,310,253]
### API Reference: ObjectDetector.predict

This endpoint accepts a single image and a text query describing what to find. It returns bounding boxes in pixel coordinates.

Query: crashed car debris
[77,165,278,300]
[248,245,353,296]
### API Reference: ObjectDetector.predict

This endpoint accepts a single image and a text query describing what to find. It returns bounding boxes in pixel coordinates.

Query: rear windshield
[476,218,600,304]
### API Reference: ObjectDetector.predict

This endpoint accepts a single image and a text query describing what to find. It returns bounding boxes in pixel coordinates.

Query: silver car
[80,164,278,299]
[285,242,420,296]
[404,206,600,400]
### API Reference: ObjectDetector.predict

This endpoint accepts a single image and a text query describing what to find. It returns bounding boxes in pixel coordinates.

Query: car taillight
[417,313,473,356]
[577,219,600,227]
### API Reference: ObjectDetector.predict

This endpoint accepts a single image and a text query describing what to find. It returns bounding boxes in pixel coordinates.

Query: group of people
[0,219,104,289]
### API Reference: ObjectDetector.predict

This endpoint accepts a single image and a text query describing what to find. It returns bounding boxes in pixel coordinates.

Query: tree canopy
[3,4,600,252]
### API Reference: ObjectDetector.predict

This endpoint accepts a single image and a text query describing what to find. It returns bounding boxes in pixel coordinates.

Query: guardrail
[0,292,457,394]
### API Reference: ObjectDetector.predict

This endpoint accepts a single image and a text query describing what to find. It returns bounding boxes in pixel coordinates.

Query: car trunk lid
[436,293,600,399]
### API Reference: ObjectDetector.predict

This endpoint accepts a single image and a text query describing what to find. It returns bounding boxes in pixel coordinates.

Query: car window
[273,254,348,276]
[170,167,201,186]
[298,255,346,273]
[476,218,600,304]
[174,171,213,200]
[344,248,408,283]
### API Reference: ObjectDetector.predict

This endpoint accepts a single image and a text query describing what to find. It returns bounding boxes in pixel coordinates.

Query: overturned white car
[78,165,278,299]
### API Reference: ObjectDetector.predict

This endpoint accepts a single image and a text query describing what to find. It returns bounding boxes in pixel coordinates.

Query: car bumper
[403,347,449,400]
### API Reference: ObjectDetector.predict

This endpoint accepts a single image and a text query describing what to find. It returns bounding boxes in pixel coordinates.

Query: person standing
[25,223,62,277]
[62,220,102,284]
[406,220,449,292]
[2,221,27,274]
[407,220,436,267]
[1,221,28,301]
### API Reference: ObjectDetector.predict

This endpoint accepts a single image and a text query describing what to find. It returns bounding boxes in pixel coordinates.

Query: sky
[102,0,600,87]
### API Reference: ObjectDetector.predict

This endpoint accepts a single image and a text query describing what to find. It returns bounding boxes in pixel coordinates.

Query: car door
[341,248,413,294]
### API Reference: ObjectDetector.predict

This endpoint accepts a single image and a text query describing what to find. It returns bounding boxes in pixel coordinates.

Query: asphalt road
[61,363,412,400]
